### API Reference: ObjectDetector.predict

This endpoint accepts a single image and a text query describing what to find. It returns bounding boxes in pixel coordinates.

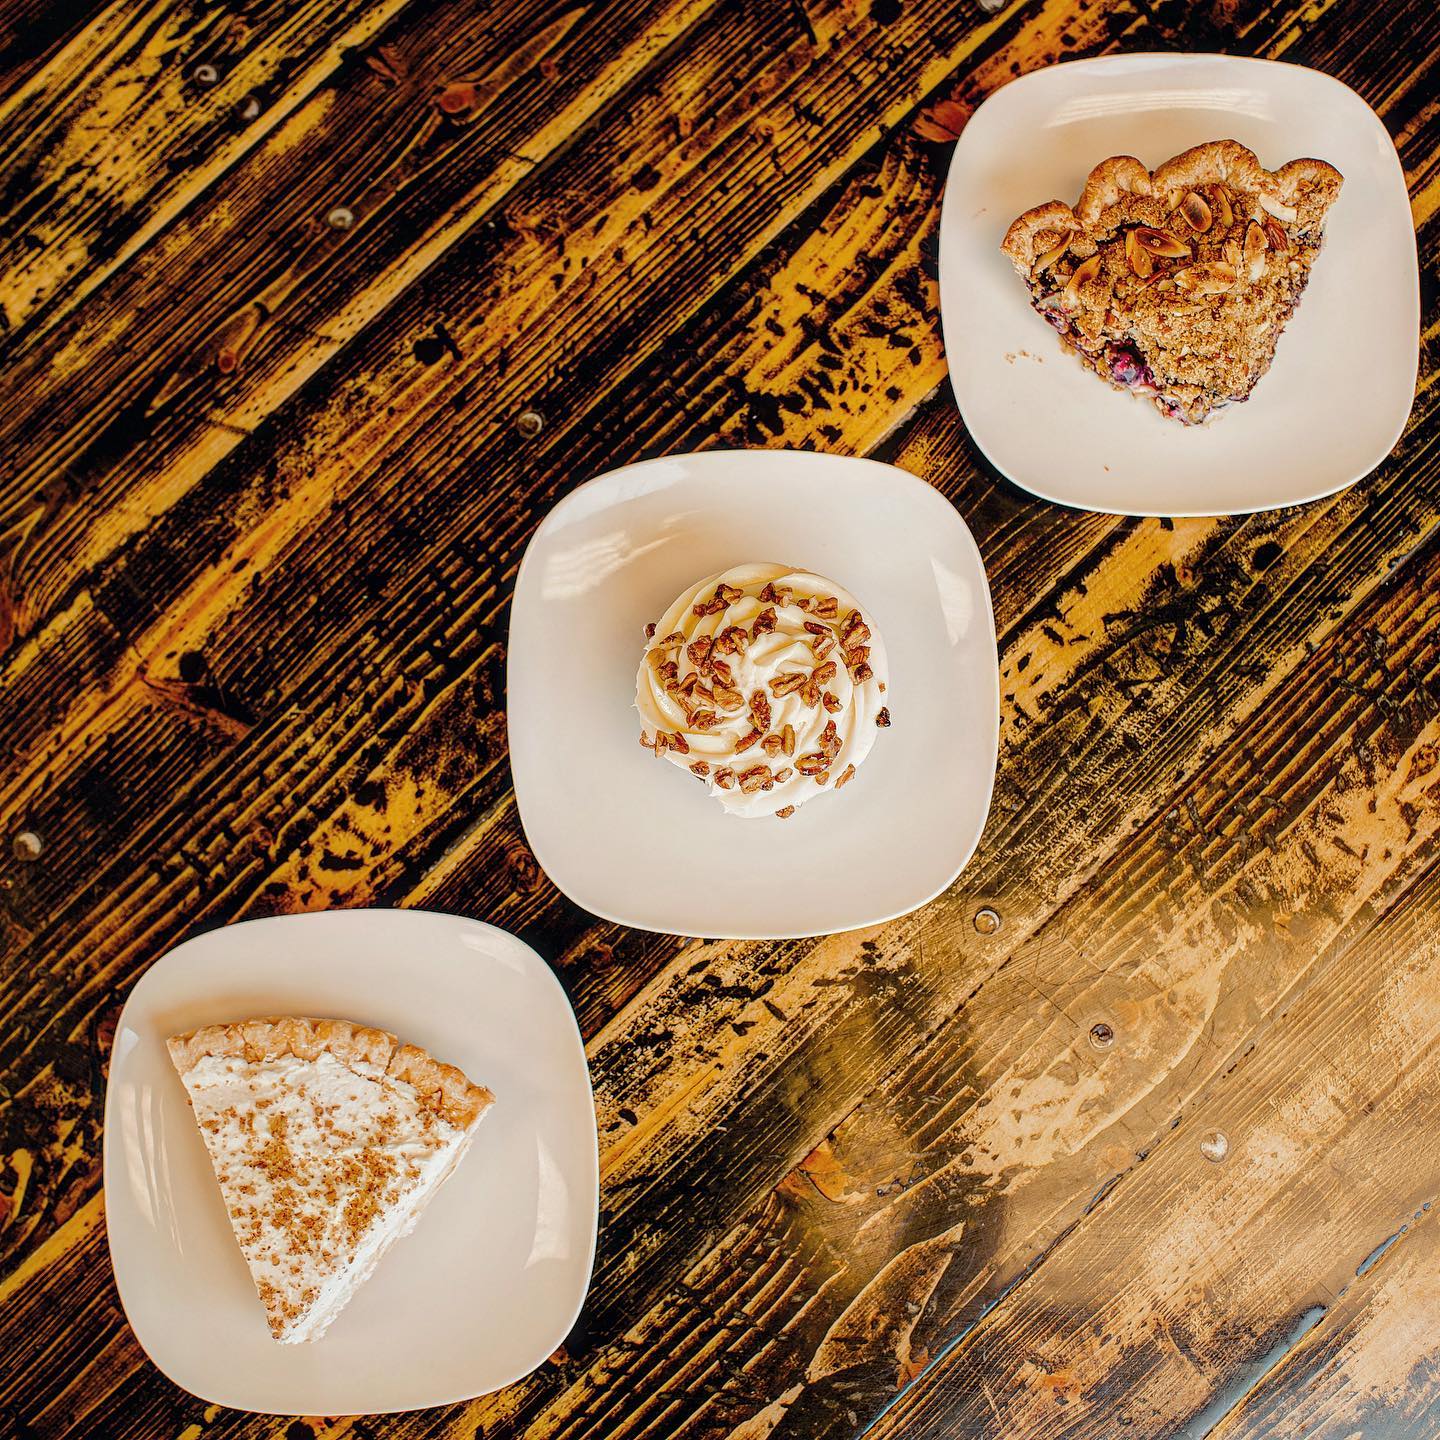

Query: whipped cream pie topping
[635,562,891,818]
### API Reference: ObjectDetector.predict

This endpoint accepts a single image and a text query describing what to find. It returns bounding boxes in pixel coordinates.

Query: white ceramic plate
[103,909,598,1414]
[508,449,999,938]
[940,54,1418,516]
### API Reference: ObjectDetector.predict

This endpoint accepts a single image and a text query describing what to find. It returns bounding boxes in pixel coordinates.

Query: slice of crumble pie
[1001,140,1342,424]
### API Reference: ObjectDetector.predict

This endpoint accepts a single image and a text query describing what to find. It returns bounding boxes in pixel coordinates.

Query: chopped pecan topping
[812,660,837,686]
[775,805,796,819]
[690,761,711,777]
[851,662,874,684]
[644,622,657,639]
[691,710,719,731]
[770,671,807,697]
[714,767,735,790]
[811,632,836,660]
[822,691,841,713]
[669,732,689,754]
[710,658,734,686]
[772,767,792,784]
[834,763,857,789]
[876,707,891,727]
[795,753,827,776]
[750,689,772,731]
[687,636,713,670]
[781,724,795,756]
[712,684,745,710]
[761,734,784,758]
[734,728,762,754]
[844,645,870,669]
[799,679,821,708]
[751,607,778,636]
[739,765,772,794]
[812,595,838,619]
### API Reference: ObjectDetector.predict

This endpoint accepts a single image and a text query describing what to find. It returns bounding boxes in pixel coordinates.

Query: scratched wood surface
[1,0,1437,1435]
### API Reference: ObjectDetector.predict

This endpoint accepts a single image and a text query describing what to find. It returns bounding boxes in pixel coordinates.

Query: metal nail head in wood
[973,906,1001,935]
[192,63,219,86]
[13,831,43,862]
[1200,1130,1229,1163]
[516,409,544,438]
[327,206,355,232]
[1089,1021,1115,1051]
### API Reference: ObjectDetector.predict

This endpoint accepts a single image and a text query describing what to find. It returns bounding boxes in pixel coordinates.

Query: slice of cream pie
[168,1016,493,1343]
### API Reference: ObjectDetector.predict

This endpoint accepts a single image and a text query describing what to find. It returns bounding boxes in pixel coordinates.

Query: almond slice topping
[1062,254,1102,308]
[1258,192,1297,223]
[1179,191,1212,233]
[1133,226,1192,260]
[1124,228,1153,280]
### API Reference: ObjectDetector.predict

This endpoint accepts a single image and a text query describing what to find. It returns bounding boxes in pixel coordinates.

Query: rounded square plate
[508,449,999,938]
[103,909,598,1414]
[940,54,1418,516]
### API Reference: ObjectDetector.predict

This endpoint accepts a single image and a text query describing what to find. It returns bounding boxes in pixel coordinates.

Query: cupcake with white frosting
[636,562,890,818]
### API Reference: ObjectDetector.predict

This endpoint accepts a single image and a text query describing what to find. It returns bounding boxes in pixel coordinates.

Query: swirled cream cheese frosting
[636,563,891,818]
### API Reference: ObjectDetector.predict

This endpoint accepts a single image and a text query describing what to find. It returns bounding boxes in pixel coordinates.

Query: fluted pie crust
[1001,140,1342,423]
[168,1015,493,1130]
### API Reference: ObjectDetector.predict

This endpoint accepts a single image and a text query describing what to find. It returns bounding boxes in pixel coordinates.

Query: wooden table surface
[2,0,1438,1436]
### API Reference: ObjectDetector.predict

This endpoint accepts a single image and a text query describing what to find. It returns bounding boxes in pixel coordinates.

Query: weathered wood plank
[0,0,110,101]
[0,0,419,343]
[866,868,1440,1439]
[0,0,715,647]
[1213,1206,1440,1440]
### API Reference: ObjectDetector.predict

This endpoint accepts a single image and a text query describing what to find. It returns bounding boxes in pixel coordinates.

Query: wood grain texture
[1,0,1437,1436]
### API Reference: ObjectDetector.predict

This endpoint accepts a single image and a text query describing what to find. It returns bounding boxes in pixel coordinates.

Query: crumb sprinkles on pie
[1001,140,1342,424]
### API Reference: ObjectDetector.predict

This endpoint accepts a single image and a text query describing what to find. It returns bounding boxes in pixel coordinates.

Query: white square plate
[103,909,598,1414]
[940,54,1418,516]
[508,450,999,938]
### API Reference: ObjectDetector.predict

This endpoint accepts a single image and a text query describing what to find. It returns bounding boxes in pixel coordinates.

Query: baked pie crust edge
[167,1015,494,1131]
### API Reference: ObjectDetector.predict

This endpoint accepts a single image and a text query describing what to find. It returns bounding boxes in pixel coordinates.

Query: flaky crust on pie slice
[168,1015,493,1129]
[1001,140,1342,423]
